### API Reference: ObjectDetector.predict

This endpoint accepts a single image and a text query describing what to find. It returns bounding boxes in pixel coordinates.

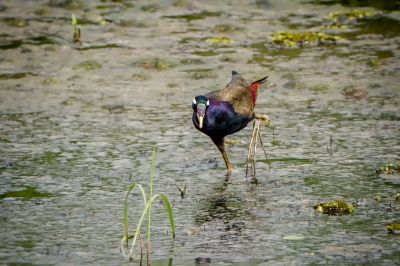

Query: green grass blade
[148,147,157,244]
[160,194,176,238]
[71,13,78,26]
[124,183,137,247]
[129,194,160,258]
[122,183,147,251]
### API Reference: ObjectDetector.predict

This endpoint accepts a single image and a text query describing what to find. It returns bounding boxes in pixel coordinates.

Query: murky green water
[0,0,399,265]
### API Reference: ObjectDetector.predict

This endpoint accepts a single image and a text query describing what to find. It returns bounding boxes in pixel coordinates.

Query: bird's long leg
[221,149,233,174]
[213,137,233,174]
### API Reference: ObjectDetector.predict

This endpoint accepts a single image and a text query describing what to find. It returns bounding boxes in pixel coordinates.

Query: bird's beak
[198,115,204,128]
[196,103,206,129]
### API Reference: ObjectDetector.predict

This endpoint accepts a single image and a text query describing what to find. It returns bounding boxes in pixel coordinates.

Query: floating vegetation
[341,86,368,100]
[121,148,175,264]
[225,139,245,145]
[61,97,80,106]
[375,50,394,59]
[0,72,35,80]
[212,24,240,33]
[192,50,218,57]
[321,23,348,30]
[395,193,400,201]
[116,19,141,27]
[320,9,400,39]
[325,9,381,23]
[2,18,29,27]
[34,8,50,16]
[0,187,53,200]
[184,68,217,80]
[131,73,151,81]
[140,4,159,12]
[135,58,172,71]
[77,43,123,50]
[311,84,329,93]
[180,58,205,65]
[282,234,305,241]
[205,36,234,44]
[41,78,59,86]
[102,104,126,114]
[309,0,398,11]
[48,0,85,9]
[0,36,56,50]
[376,162,400,175]
[26,36,56,46]
[271,31,340,48]
[260,157,315,164]
[73,60,102,70]
[322,9,383,33]
[385,223,400,234]
[163,11,220,21]
[314,200,355,215]
[250,42,303,59]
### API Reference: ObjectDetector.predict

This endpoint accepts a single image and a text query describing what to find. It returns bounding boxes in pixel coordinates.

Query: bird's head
[192,95,209,129]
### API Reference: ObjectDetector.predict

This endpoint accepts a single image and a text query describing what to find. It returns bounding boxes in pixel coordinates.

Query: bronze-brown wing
[206,72,254,116]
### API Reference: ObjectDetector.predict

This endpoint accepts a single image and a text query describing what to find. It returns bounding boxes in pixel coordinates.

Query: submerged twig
[175,184,187,199]
[246,114,271,179]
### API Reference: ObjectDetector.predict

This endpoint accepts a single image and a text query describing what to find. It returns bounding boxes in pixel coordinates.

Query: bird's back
[206,72,255,117]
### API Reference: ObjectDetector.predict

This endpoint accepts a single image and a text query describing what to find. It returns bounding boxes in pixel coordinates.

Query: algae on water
[314,200,355,215]
[385,223,400,234]
[271,31,340,48]
[205,37,235,44]
[325,9,381,23]
[376,162,400,175]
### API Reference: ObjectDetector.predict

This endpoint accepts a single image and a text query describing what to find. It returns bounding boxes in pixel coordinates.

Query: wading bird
[192,71,268,173]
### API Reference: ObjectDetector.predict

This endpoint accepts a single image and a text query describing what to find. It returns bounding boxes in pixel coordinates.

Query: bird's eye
[192,98,197,105]
[206,100,209,106]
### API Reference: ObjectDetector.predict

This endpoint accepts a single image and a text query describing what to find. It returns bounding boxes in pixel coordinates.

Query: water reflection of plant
[120,148,175,265]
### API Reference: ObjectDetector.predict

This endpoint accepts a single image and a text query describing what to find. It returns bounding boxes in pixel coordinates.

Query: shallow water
[0,0,399,265]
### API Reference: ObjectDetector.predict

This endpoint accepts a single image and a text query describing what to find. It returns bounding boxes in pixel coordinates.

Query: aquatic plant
[341,86,368,100]
[0,187,53,200]
[71,13,81,44]
[376,162,400,175]
[271,31,340,48]
[385,223,400,234]
[314,200,354,215]
[135,58,173,71]
[322,9,382,31]
[121,148,175,264]
[73,60,102,70]
[325,9,381,22]
[205,37,234,44]
[163,11,220,21]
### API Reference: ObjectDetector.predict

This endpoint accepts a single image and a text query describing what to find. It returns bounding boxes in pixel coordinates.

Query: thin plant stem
[123,183,147,249]
[147,147,156,253]
[129,194,160,258]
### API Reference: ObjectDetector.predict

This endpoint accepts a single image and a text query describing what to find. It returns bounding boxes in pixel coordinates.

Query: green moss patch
[314,200,355,215]
[376,162,400,175]
[271,31,340,48]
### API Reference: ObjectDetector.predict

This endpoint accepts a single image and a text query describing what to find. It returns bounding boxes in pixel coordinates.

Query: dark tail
[251,75,268,86]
